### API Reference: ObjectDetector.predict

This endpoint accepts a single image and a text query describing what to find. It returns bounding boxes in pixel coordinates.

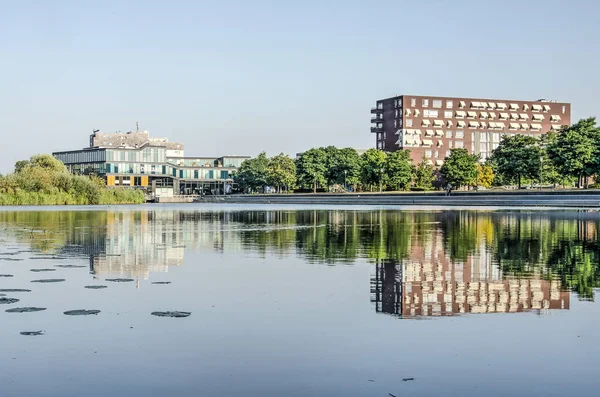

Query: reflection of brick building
[371,234,570,318]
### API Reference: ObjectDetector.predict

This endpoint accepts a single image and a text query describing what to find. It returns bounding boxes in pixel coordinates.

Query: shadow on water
[0,208,599,320]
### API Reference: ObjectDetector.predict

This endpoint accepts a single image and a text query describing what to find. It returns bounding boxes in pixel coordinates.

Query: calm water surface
[1,205,600,396]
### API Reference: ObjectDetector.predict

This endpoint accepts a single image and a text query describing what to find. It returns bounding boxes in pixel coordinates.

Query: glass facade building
[52,131,249,192]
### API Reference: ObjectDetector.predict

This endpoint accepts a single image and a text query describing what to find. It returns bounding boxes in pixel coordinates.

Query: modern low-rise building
[53,129,250,195]
[371,95,571,166]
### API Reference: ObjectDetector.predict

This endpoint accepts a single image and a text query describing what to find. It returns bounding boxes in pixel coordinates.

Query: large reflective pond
[1,205,599,396]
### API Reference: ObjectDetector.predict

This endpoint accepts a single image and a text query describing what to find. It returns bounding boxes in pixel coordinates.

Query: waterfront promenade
[206,190,600,208]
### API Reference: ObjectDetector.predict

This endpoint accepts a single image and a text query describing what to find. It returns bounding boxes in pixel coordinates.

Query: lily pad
[20,331,45,336]
[0,297,19,304]
[31,279,66,283]
[55,265,87,268]
[0,289,31,293]
[30,269,56,272]
[151,282,171,285]
[0,274,14,277]
[64,309,101,316]
[6,307,47,313]
[84,285,108,289]
[106,278,134,283]
[151,311,191,318]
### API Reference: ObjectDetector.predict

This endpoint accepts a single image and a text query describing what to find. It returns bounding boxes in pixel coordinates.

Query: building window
[446,100,453,109]
[432,100,442,108]
[446,151,451,158]
[378,133,382,140]
[377,142,383,150]
[394,120,397,128]
[398,98,402,107]
[434,150,439,158]
[455,141,464,148]
[411,98,416,107]
[562,105,566,114]
[446,130,453,138]
[424,110,438,118]
[425,150,432,158]
[444,111,453,118]
[492,133,500,142]
[480,132,488,142]
[422,99,429,107]
[406,119,413,127]
[395,109,398,117]
[383,132,387,139]
[455,131,464,139]
[480,142,488,152]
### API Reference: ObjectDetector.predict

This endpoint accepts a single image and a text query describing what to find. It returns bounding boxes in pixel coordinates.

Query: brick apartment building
[370,95,571,166]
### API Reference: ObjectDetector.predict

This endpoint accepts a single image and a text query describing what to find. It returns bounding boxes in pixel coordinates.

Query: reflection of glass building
[371,232,570,318]
[91,211,186,279]
[52,129,249,195]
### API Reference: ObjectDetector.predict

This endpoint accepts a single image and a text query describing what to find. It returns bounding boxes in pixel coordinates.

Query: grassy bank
[0,189,144,206]
[0,154,145,206]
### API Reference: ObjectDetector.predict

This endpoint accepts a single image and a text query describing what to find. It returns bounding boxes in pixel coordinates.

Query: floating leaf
[64,309,101,316]
[0,297,19,304]
[20,331,44,336]
[6,307,47,313]
[151,311,191,318]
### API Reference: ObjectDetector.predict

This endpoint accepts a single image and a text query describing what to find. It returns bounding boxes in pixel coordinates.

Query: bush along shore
[0,154,144,205]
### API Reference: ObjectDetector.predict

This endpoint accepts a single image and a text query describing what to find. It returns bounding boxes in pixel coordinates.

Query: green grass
[0,189,145,206]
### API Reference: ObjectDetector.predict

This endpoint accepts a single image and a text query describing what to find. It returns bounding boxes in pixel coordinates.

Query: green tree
[412,156,435,190]
[547,118,599,188]
[325,147,361,190]
[490,135,541,188]
[296,148,328,192]
[14,160,30,173]
[266,153,296,193]
[360,149,387,191]
[475,163,495,189]
[440,148,478,189]
[234,152,269,193]
[384,150,413,191]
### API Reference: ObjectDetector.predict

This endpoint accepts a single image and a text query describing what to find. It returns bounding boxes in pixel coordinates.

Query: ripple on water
[0,289,31,293]
[0,274,14,277]
[151,282,171,285]
[151,311,191,318]
[64,309,101,316]
[84,285,108,289]
[31,279,66,283]
[54,265,87,268]
[30,269,56,273]
[6,307,47,313]
[106,278,135,283]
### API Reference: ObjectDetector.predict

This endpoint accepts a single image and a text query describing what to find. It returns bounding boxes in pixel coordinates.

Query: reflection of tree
[2,208,600,299]
[546,240,600,301]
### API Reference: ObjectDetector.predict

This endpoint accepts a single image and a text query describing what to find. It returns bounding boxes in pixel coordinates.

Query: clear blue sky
[0,0,598,172]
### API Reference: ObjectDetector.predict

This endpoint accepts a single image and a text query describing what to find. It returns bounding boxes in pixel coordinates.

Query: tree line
[234,147,429,193]
[235,117,599,193]
[0,154,144,205]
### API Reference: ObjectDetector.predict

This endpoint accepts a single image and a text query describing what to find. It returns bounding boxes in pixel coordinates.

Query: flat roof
[376,94,570,105]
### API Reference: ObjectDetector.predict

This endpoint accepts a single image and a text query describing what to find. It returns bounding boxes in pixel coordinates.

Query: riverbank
[201,190,600,208]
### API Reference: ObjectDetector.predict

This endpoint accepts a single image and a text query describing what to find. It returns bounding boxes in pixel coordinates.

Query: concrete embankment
[202,190,600,208]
